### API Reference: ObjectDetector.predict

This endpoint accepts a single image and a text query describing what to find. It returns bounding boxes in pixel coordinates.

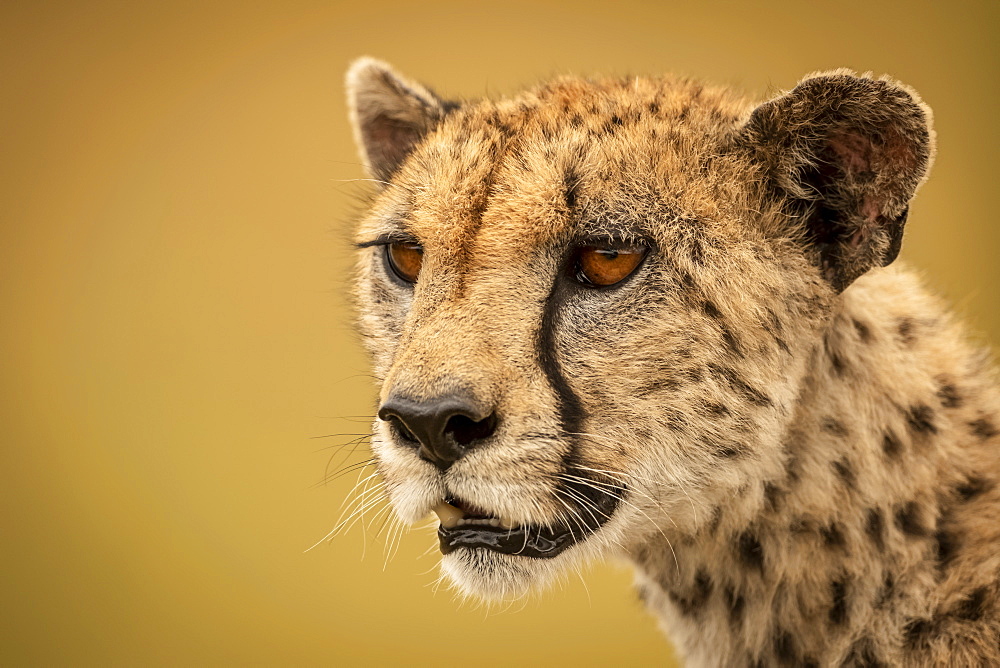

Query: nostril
[445,413,498,446]
[386,416,419,444]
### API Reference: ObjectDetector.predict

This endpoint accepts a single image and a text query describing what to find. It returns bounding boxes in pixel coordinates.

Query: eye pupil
[386,242,423,283]
[574,244,647,287]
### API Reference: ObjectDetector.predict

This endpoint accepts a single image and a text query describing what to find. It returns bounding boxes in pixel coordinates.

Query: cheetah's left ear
[346,57,454,184]
[739,71,935,292]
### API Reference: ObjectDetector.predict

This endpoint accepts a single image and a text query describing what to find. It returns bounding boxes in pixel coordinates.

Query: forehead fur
[356,75,771,257]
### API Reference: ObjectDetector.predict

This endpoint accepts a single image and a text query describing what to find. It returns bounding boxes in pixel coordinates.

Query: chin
[440,547,566,601]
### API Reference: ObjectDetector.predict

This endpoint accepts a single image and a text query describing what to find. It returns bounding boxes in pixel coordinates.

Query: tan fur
[346,58,1000,666]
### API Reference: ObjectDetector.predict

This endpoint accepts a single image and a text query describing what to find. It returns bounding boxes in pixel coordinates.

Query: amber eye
[573,244,648,287]
[385,241,423,283]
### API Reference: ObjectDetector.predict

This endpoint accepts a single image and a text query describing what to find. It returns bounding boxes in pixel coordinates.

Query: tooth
[499,517,517,530]
[488,519,499,527]
[432,501,464,529]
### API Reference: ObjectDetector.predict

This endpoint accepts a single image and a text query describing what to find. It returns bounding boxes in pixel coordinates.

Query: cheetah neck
[627,268,1000,667]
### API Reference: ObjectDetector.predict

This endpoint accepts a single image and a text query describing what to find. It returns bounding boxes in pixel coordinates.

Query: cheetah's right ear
[739,71,935,292]
[346,57,454,184]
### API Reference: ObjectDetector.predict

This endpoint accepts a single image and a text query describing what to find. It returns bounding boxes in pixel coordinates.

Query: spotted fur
[346,57,1000,666]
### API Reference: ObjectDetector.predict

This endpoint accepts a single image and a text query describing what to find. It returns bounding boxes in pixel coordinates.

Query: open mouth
[433,477,625,559]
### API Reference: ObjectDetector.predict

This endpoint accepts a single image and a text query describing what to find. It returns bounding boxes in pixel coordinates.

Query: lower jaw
[437,524,579,559]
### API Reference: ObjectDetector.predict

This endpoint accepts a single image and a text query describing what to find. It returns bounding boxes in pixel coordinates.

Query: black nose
[377,394,498,470]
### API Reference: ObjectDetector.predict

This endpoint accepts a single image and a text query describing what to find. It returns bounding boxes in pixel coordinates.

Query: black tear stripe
[537,279,624,521]
[538,281,587,449]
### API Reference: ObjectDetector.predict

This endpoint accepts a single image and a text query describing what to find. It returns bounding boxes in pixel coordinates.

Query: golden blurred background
[2,1,997,665]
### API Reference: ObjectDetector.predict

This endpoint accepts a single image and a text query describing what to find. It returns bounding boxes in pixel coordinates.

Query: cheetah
[344,57,1000,666]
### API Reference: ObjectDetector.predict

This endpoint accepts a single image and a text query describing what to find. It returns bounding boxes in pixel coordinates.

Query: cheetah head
[345,58,933,600]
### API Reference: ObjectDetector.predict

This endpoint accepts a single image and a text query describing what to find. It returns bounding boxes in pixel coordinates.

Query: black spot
[669,569,714,616]
[702,299,724,319]
[832,459,856,490]
[970,418,997,440]
[830,351,848,376]
[774,629,798,665]
[820,522,847,549]
[823,326,848,375]
[764,482,784,512]
[660,408,689,431]
[903,618,935,648]
[785,455,802,485]
[763,308,780,334]
[723,586,745,628]
[635,584,651,605]
[829,578,849,626]
[954,586,989,621]
[720,326,742,356]
[935,528,959,571]
[635,377,681,398]
[688,237,706,266]
[905,404,937,437]
[677,269,698,293]
[897,318,916,345]
[709,363,772,407]
[865,508,885,550]
[936,380,962,409]
[610,114,623,126]
[701,300,741,354]
[711,440,745,458]
[486,115,511,137]
[707,506,722,535]
[736,531,764,572]
[822,417,849,436]
[956,476,992,501]
[693,570,713,599]
[685,365,704,383]
[895,502,929,537]
[764,309,790,353]
[789,516,810,534]
[632,542,652,568]
[706,402,731,417]
[648,101,659,114]
[841,636,885,668]
[881,431,902,458]
[877,572,895,607]
[852,319,873,343]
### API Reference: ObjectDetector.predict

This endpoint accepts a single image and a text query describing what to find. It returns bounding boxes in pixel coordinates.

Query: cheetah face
[345,60,932,599]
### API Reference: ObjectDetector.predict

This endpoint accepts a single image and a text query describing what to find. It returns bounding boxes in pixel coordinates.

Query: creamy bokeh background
[2,1,997,665]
